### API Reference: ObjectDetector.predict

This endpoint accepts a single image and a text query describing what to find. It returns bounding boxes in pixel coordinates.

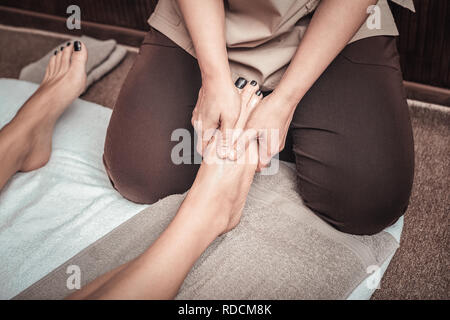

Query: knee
[103,150,198,205]
[338,169,413,235]
[103,155,159,205]
[331,194,409,236]
[300,162,413,236]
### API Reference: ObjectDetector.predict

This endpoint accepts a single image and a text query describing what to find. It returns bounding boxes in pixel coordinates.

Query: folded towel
[14,164,401,300]
[19,36,127,92]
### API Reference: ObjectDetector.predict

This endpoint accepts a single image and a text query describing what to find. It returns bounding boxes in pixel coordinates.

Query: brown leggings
[104,28,415,235]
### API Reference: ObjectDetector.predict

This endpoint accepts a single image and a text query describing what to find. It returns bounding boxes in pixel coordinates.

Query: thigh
[104,28,201,204]
[291,36,415,235]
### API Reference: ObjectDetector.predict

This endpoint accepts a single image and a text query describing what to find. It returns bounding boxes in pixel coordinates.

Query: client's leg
[68,87,262,300]
[0,41,88,190]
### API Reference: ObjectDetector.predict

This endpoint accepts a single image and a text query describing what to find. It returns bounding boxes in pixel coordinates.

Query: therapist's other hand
[231,92,296,171]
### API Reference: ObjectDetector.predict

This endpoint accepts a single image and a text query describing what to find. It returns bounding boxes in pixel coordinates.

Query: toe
[247,89,263,113]
[230,89,263,160]
[234,77,248,93]
[59,42,73,74]
[203,131,221,165]
[240,80,259,106]
[70,41,88,70]
[233,85,262,132]
[43,60,51,82]
[47,53,58,78]
[54,47,64,76]
[66,41,88,94]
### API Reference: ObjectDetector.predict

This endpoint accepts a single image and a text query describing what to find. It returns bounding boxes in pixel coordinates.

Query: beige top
[149,0,415,90]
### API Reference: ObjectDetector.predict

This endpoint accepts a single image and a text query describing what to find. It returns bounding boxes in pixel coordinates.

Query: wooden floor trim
[0,5,146,47]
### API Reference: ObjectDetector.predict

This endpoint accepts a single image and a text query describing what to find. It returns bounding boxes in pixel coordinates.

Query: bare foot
[10,41,88,172]
[191,81,263,233]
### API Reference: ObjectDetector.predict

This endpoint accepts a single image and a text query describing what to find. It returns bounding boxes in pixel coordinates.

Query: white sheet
[0,79,148,299]
[0,79,402,300]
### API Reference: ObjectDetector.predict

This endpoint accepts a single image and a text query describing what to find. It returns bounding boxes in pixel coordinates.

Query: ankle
[0,121,33,163]
[184,182,232,235]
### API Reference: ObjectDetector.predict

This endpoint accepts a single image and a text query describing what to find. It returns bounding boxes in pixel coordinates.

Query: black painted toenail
[54,50,58,55]
[67,42,71,46]
[60,46,64,51]
[74,41,82,51]
[256,90,262,96]
[235,77,247,89]
[250,80,257,86]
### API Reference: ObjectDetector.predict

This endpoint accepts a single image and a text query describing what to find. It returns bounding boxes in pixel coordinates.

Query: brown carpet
[0,28,448,300]
[373,104,449,300]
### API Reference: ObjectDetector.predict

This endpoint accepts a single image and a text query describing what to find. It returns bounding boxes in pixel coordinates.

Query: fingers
[232,122,281,171]
[218,115,236,158]
[193,121,202,155]
[257,132,273,169]
[201,126,217,155]
[215,77,249,158]
[202,131,222,165]
[193,118,218,156]
[193,77,263,159]
[192,113,218,156]
[232,128,259,161]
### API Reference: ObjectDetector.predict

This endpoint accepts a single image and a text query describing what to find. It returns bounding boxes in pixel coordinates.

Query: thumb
[231,128,259,161]
[218,116,236,158]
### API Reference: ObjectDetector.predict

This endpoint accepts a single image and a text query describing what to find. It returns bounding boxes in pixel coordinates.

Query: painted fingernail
[256,90,262,96]
[54,50,58,55]
[250,80,257,86]
[66,42,71,46]
[74,41,82,51]
[235,77,248,89]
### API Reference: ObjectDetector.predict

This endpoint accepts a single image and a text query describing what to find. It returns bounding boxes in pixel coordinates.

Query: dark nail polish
[54,50,58,55]
[60,46,64,51]
[67,42,71,46]
[235,77,247,89]
[74,41,82,51]
[250,80,257,86]
[256,90,262,96]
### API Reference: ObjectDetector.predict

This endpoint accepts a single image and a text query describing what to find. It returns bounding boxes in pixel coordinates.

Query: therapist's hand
[192,78,246,157]
[231,92,296,170]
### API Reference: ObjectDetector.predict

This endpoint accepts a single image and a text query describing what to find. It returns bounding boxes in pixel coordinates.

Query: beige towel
[14,162,399,300]
[19,36,127,92]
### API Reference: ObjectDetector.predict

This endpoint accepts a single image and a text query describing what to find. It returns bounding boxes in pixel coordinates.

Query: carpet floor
[0,27,448,300]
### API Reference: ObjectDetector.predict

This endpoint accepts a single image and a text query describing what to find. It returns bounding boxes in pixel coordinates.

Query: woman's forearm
[177,0,231,86]
[274,0,377,109]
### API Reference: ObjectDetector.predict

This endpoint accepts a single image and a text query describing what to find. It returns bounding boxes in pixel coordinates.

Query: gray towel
[14,162,399,300]
[19,36,127,92]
